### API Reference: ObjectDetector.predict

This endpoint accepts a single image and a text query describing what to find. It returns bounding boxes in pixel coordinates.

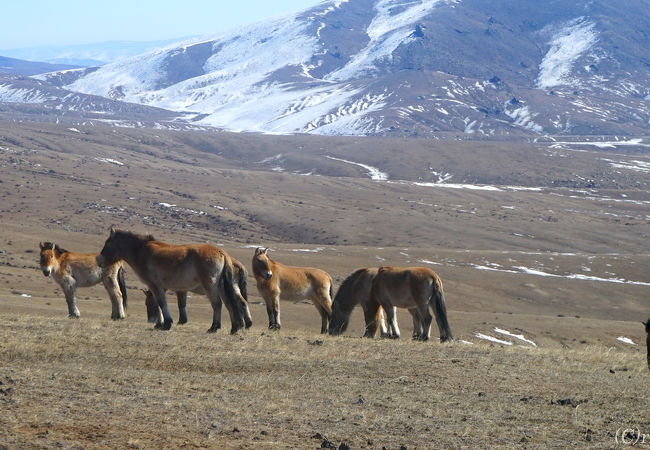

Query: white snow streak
[325,155,388,180]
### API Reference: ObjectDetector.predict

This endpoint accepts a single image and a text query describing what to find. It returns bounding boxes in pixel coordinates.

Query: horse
[328,267,423,338]
[252,247,332,333]
[39,242,127,319]
[644,318,650,370]
[96,228,245,333]
[144,257,253,331]
[366,266,453,342]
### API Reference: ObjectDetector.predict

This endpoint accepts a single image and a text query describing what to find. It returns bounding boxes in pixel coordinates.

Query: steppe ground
[0,122,648,448]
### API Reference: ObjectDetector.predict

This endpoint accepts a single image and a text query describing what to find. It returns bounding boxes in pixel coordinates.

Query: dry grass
[1,311,648,449]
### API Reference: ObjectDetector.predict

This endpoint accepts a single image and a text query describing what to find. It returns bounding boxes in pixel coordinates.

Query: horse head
[39,242,59,276]
[253,247,273,280]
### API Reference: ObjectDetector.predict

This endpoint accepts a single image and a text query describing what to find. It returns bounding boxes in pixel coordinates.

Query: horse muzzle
[42,268,51,277]
[263,271,273,280]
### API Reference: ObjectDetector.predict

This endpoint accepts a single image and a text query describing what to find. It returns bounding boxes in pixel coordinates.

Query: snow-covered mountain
[16,0,650,135]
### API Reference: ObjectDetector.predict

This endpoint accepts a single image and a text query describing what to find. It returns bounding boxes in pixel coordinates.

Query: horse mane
[41,242,68,254]
[334,268,367,310]
[115,230,155,242]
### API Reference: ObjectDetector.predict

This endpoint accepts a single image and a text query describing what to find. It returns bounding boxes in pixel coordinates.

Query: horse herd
[38,227,453,342]
[38,228,649,367]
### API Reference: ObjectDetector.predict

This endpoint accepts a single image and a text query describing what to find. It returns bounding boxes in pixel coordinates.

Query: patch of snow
[417,259,442,266]
[494,328,537,347]
[327,0,447,81]
[616,337,636,345]
[95,157,124,166]
[475,333,513,346]
[537,17,598,89]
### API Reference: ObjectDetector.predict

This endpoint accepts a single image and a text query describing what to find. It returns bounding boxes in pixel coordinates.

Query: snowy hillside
[23,0,650,136]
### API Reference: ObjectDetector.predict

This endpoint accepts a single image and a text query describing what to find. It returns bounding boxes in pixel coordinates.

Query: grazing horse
[644,318,650,370]
[39,242,127,319]
[96,228,244,333]
[144,257,253,331]
[367,266,453,342]
[252,247,332,333]
[328,267,422,338]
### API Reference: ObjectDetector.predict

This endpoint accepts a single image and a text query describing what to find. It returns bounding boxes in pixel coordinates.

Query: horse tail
[237,267,248,301]
[118,266,127,310]
[430,277,452,342]
[221,258,244,333]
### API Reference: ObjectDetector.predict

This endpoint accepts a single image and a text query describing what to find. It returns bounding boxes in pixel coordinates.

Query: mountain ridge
[3,0,650,137]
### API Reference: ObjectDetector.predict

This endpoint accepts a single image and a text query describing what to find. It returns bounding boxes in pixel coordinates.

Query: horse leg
[62,280,80,318]
[103,275,125,320]
[241,298,253,329]
[264,293,281,330]
[151,285,173,330]
[208,294,222,333]
[311,292,332,334]
[176,291,188,324]
[363,297,381,338]
[382,302,400,339]
[410,308,423,340]
[415,303,433,341]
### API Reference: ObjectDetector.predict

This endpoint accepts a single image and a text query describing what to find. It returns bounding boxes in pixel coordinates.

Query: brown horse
[39,242,127,319]
[97,228,245,333]
[328,267,422,338]
[252,247,332,333]
[144,257,253,331]
[644,318,650,370]
[367,266,453,342]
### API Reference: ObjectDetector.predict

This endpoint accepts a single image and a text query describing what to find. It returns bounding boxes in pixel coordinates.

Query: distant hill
[0,56,80,76]
[0,38,191,67]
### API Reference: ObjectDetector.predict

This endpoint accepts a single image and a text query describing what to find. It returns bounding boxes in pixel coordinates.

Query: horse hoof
[162,321,173,331]
[245,320,253,329]
[68,314,80,319]
[268,324,281,331]
[178,318,188,325]
[207,327,219,333]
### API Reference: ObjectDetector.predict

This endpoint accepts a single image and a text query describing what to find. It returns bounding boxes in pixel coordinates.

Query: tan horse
[644,318,650,370]
[328,267,422,338]
[252,247,332,333]
[144,257,253,331]
[39,242,127,319]
[97,228,245,333]
[367,266,453,342]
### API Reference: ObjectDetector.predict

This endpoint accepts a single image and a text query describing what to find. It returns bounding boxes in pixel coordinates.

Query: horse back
[373,266,439,307]
[58,251,110,286]
[142,241,227,290]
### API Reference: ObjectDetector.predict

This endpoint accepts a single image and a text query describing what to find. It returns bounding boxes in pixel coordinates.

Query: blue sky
[0,0,323,50]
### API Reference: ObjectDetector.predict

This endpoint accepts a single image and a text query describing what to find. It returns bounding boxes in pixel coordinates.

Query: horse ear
[262,248,269,255]
[39,242,44,250]
[255,247,264,256]
[109,225,116,236]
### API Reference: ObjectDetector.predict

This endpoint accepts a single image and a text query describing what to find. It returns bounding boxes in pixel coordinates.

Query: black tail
[430,280,452,342]
[237,268,248,301]
[221,260,244,334]
[118,267,128,310]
